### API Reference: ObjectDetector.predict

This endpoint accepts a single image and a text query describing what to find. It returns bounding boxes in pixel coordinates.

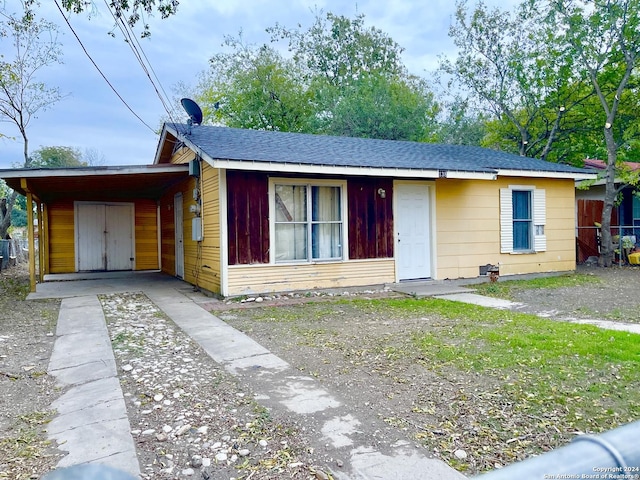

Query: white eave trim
[445,171,497,180]
[497,169,596,180]
[205,157,498,180]
[208,157,441,178]
[0,164,189,179]
[153,128,171,164]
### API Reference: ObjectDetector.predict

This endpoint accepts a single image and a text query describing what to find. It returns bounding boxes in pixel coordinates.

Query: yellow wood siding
[202,165,222,291]
[170,145,194,165]
[182,163,221,294]
[226,259,395,296]
[434,177,576,279]
[159,162,222,294]
[48,200,75,273]
[41,203,50,276]
[134,199,159,270]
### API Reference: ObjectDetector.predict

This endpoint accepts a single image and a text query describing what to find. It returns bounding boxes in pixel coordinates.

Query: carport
[0,164,189,291]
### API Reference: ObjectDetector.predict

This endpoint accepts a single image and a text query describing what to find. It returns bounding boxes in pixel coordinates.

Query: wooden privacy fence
[576,198,619,263]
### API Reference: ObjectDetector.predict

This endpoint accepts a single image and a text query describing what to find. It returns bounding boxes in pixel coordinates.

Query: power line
[53,0,157,133]
[102,0,182,128]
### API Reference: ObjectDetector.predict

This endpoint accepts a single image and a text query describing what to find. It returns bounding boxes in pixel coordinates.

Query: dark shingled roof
[166,124,591,175]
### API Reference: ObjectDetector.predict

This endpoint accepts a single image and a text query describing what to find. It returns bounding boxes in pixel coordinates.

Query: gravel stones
[100,292,317,479]
[224,287,394,308]
[454,449,468,460]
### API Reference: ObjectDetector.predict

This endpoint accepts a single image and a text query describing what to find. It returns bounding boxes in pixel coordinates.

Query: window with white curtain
[273,181,344,262]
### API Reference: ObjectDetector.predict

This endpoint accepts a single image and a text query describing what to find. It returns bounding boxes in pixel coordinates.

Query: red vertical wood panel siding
[227,170,269,265]
[348,178,394,259]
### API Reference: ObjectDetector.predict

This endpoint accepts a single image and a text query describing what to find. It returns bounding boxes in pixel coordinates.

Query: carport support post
[22,179,36,292]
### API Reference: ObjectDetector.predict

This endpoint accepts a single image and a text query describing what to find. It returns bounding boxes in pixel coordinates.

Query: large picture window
[273,182,343,262]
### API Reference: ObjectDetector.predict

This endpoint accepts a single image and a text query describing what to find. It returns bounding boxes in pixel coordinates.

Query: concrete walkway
[47,295,140,477]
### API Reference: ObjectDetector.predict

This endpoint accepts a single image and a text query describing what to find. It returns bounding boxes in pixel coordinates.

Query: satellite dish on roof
[180,98,203,126]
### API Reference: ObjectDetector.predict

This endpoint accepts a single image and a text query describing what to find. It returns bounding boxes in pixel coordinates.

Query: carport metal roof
[0,164,189,202]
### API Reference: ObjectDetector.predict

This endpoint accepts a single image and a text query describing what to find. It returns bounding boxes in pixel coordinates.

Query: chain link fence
[0,238,30,271]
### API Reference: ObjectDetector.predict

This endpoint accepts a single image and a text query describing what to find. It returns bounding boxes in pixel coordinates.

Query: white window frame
[500,186,546,254]
[269,177,348,264]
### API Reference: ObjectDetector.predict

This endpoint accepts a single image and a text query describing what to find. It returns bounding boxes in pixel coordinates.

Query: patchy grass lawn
[470,273,601,300]
[470,270,640,324]
[224,294,640,474]
[408,299,640,465]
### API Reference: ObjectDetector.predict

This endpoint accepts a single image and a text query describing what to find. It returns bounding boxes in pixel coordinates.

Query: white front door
[174,193,184,278]
[395,183,432,280]
[76,203,134,271]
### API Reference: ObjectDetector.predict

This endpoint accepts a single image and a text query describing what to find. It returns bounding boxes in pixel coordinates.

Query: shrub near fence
[0,238,29,270]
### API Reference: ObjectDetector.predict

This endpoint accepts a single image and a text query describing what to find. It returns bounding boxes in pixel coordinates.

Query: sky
[0,0,514,169]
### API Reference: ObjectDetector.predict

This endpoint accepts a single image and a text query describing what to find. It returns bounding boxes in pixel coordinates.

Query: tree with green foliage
[547,0,640,267]
[193,12,440,142]
[197,35,313,132]
[479,78,600,165]
[30,146,86,168]
[433,96,488,146]
[317,72,439,142]
[10,203,26,228]
[0,1,63,239]
[61,0,178,37]
[269,11,439,139]
[441,0,579,159]
[268,12,405,87]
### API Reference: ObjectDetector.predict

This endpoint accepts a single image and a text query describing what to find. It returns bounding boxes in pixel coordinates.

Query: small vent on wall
[479,264,499,276]
[171,140,184,155]
[438,170,447,178]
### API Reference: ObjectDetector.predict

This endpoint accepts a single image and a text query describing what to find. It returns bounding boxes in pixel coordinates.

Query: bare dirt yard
[1,263,639,479]
[0,266,61,479]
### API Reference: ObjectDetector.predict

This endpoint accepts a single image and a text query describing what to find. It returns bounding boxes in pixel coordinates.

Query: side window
[500,187,546,254]
[512,190,532,251]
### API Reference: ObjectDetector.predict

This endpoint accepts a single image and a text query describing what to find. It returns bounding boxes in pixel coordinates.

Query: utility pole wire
[53,0,157,133]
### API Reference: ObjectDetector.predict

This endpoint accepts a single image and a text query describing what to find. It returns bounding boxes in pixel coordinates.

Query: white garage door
[76,202,135,271]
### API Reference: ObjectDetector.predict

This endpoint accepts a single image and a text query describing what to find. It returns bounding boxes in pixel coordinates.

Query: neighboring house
[576,159,640,262]
[0,125,594,295]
